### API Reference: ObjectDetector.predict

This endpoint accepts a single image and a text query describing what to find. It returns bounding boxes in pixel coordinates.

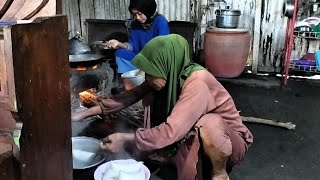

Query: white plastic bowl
[121,70,145,90]
[72,137,107,169]
[94,159,150,180]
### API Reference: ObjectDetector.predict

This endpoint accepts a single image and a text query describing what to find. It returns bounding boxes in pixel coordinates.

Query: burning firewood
[79,89,98,105]
[76,66,87,71]
[78,89,144,129]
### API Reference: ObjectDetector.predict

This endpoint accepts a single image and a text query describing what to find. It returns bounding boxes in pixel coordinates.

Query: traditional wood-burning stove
[68,35,114,111]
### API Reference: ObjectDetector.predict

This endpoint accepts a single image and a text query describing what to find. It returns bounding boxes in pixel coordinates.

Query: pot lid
[69,37,91,55]
[69,54,104,62]
[216,9,241,16]
[206,26,249,33]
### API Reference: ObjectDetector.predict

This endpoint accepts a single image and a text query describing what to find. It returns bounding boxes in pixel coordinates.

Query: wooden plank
[94,0,106,19]
[115,0,122,20]
[252,0,262,74]
[0,1,7,10]
[230,0,256,66]
[8,0,43,21]
[0,0,25,21]
[119,0,125,20]
[0,107,15,132]
[3,27,17,112]
[79,0,94,43]
[0,1,56,111]
[257,0,286,73]
[28,0,56,20]
[0,150,16,180]
[4,15,72,180]
[105,0,112,19]
[1,32,16,112]
[0,37,6,96]
[63,0,81,39]
[0,134,20,180]
[241,116,296,130]
[1,0,56,21]
[23,0,49,19]
[56,0,62,14]
[0,0,14,19]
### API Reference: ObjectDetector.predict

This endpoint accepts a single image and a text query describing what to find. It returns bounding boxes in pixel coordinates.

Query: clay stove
[68,32,115,111]
[70,58,114,111]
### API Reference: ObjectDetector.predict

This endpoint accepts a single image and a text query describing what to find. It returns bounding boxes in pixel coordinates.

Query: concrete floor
[73,76,320,180]
[224,78,320,180]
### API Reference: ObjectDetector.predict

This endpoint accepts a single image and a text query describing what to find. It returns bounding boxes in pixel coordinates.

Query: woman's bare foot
[212,174,230,180]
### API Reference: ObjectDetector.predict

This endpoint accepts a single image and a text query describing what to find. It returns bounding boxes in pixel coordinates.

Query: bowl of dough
[72,136,108,169]
[94,159,150,180]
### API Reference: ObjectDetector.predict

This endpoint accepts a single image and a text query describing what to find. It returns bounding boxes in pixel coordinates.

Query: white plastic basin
[121,70,145,90]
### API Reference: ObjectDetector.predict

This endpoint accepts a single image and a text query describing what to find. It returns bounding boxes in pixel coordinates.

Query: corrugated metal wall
[156,0,192,21]
[94,0,131,20]
[257,0,287,72]
[93,0,193,21]
[63,0,288,73]
[199,0,286,73]
[229,0,257,68]
[63,0,193,40]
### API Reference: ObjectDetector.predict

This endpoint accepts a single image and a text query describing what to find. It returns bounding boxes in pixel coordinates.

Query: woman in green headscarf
[72,34,253,180]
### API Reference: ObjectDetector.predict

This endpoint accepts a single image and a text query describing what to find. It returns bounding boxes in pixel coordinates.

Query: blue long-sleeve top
[115,15,170,61]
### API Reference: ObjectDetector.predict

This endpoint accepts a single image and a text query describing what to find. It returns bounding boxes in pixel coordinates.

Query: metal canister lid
[215,9,241,16]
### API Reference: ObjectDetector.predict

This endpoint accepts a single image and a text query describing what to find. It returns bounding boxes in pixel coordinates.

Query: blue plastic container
[0,21,16,30]
[315,50,320,71]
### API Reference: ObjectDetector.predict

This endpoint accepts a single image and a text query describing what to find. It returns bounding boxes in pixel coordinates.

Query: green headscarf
[132,34,206,122]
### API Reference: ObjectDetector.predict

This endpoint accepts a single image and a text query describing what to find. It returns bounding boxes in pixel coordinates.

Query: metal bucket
[72,137,107,169]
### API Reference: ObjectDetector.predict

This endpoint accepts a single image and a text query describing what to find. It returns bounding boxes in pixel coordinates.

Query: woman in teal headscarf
[72,34,253,180]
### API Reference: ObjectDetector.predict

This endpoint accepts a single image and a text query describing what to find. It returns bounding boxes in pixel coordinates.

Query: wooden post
[4,15,72,180]
[252,0,262,74]
[56,0,63,14]
[0,30,16,112]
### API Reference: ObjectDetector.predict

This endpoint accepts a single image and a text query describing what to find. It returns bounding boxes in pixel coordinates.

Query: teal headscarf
[132,34,206,122]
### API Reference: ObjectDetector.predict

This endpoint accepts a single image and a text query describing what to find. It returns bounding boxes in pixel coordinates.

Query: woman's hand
[100,98,125,113]
[80,97,100,108]
[106,39,121,49]
[100,133,135,153]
